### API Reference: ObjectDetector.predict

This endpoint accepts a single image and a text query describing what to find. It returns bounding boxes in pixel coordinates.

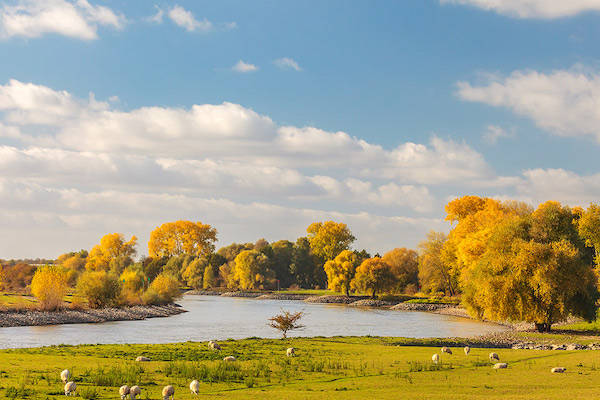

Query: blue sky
[1,0,600,258]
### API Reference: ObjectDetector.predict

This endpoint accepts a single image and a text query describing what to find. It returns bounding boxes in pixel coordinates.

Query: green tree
[203,264,218,289]
[271,240,294,288]
[233,250,275,290]
[76,270,121,309]
[181,257,207,289]
[290,237,316,288]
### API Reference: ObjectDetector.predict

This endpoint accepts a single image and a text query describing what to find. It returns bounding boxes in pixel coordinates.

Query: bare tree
[268,310,305,339]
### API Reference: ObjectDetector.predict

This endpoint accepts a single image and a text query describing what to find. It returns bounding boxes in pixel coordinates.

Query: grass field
[1,337,599,399]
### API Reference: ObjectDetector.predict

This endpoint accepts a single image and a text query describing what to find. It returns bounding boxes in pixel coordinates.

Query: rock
[349,299,393,307]
[220,292,262,298]
[304,295,366,304]
[552,344,567,350]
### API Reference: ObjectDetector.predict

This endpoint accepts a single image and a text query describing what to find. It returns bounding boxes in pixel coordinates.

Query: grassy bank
[1,337,599,399]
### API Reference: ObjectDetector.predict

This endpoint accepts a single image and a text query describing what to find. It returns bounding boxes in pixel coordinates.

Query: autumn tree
[203,265,218,289]
[268,310,305,339]
[76,270,121,308]
[233,249,275,290]
[382,248,419,293]
[307,221,356,261]
[181,257,207,289]
[351,257,397,298]
[418,231,456,295]
[145,273,181,304]
[86,233,137,273]
[148,220,217,258]
[30,266,69,310]
[0,263,4,291]
[577,203,600,265]
[323,250,359,296]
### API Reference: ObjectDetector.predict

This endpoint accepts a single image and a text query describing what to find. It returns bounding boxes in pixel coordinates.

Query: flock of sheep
[431,346,566,373]
[59,340,297,399]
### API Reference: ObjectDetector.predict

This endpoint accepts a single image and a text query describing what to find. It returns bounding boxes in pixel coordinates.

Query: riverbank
[0,304,186,328]
[1,336,599,399]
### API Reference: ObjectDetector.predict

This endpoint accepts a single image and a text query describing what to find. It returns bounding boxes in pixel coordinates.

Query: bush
[30,265,69,311]
[147,273,181,304]
[76,270,121,308]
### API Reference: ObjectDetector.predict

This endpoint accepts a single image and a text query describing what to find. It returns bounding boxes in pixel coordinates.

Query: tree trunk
[371,289,376,299]
[534,322,551,332]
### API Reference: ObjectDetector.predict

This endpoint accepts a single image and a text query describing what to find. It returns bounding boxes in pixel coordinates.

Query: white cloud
[146,5,163,24]
[0,0,125,40]
[232,60,258,73]
[274,57,302,71]
[483,125,514,144]
[457,67,600,142]
[441,0,600,19]
[168,4,212,32]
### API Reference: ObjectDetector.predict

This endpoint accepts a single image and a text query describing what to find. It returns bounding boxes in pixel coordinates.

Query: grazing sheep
[208,340,221,351]
[60,369,70,383]
[64,382,77,396]
[287,347,296,357]
[464,346,470,356]
[551,367,566,373]
[223,356,236,362]
[190,379,200,395]
[129,385,141,399]
[441,346,452,355]
[162,385,175,400]
[432,353,440,364]
[493,363,508,369]
[119,385,130,399]
[136,356,151,362]
[489,352,500,362]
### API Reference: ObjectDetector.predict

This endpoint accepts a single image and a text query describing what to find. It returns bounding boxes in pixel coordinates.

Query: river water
[0,295,508,348]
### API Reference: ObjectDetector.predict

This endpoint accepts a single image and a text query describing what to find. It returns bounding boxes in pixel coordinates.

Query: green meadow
[1,336,599,399]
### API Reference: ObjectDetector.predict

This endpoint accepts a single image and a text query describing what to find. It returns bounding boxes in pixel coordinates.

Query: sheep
[489,352,500,362]
[223,356,236,362]
[64,382,77,396]
[441,346,452,355]
[286,347,296,357]
[208,340,221,351]
[60,369,70,383]
[129,385,142,399]
[119,385,130,399]
[551,367,566,373]
[493,363,508,369]
[135,356,151,362]
[162,385,175,400]
[432,353,440,364]
[464,346,470,356]
[190,379,200,395]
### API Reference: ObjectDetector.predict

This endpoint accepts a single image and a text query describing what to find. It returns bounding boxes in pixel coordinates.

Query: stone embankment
[220,291,263,298]
[349,299,394,307]
[255,293,312,300]
[304,295,369,304]
[0,304,186,328]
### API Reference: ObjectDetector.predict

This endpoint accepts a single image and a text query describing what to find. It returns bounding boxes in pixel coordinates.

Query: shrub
[268,310,305,339]
[76,270,121,308]
[30,265,68,311]
[147,273,181,304]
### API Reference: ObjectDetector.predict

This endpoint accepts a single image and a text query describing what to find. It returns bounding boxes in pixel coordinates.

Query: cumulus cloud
[457,67,600,142]
[441,0,600,19]
[167,4,212,32]
[232,60,258,73]
[0,0,125,40]
[274,57,302,71]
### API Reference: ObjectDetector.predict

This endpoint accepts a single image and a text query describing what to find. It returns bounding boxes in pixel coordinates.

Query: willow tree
[85,233,137,273]
[148,220,217,258]
[306,221,355,261]
[351,257,396,298]
[323,250,358,296]
[233,249,274,290]
[382,247,419,293]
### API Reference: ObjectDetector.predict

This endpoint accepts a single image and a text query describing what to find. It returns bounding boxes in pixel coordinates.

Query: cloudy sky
[1,0,600,258]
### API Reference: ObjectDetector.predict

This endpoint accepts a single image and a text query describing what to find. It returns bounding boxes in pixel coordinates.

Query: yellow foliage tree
[306,221,355,261]
[233,250,274,290]
[76,270,121,308]
[323,250,358,296]
[417,231,456,295]
[578,203,600,265]
[148,220,218,258]
[382,248,418,293]
[85,233,137,273]
[30,265,68,311]
[0,262,4,291]
[145,273,181,304]
[351,257,397,298]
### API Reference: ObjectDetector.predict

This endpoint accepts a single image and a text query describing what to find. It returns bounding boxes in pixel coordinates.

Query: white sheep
[119,385,130,399]
[489,352,500,362]
[129,385,142,399]
[162,385,175,400]
[432,353,440,364]
[223,356,236,362]
[208,340,221,351]
[135,356,151,362]
[441,346,452,355]
[551,367,566,373]
[190,379,200,395]
[464,346,470,356]
[60,369,70,383]
[64,382,77,396]
[493,363,508,369]
[286,347,296,357]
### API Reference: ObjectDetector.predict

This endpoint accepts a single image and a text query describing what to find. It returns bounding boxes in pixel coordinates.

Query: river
[0,295,508,348]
